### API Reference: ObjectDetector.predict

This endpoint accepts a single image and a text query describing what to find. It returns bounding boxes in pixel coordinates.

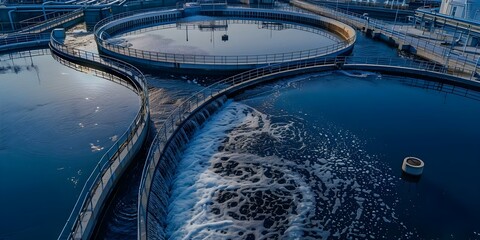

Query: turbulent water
[164,70,480,239]
[166,100,407,239]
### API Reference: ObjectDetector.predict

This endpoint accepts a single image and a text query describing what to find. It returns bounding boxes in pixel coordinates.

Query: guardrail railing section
[0,33,51,47]
[94,8,356,66]
[20,9,85,34]
[50,31,149,240]
[16,10,72,31]
[290,0,478,77]
[1,9,85,51]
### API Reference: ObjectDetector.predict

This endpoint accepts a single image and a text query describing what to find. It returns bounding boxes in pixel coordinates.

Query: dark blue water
[165,71,480,239]
[351,30,399,58]
[0,50,141,240]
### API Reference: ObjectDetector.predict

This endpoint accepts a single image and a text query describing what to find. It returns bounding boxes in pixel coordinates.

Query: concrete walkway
[292,0,480,75]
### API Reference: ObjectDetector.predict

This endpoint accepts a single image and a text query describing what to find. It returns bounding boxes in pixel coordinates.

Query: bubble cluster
[166,101,412,239]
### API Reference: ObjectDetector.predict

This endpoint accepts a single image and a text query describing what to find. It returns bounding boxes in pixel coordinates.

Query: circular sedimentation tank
[0,49,142,240]
[94,7,356,72]
[140,71,480,239]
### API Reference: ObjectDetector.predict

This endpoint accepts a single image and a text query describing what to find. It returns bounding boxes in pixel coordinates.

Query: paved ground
[394,24,480,60]
[65,23,99,53]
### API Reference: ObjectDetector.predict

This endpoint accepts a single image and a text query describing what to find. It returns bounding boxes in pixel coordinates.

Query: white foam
[163,100,410,239]
[109,135,118,142]
[89,143,104,152]
[166,102,249,238]
[338,70,378,78]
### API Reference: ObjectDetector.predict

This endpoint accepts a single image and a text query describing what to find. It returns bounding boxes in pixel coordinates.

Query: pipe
[1,1,121,10]
[471,56,480,79]
[42,1,57,20]
[2,0,125,32]
[8,9,16,31]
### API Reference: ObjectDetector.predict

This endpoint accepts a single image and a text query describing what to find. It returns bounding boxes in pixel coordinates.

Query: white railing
[50,31,150,240]
[136,54,476,240]
[94,8,356,67]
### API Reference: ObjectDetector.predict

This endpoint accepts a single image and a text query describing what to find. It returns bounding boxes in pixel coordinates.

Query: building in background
[439,0,480,21]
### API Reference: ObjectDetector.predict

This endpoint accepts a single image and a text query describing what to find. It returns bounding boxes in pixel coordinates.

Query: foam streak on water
[165,101,411,239]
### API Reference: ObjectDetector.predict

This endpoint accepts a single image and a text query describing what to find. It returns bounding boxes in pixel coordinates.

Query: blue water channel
[0,50,141,239]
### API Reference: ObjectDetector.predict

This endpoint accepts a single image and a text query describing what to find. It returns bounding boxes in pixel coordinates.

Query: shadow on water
[92,123,155,240]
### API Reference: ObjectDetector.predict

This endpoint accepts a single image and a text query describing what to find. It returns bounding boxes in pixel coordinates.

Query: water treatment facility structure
[1,0,480,239]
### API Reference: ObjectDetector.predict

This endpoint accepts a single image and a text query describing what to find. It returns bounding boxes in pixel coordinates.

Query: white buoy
[402,157,424,176]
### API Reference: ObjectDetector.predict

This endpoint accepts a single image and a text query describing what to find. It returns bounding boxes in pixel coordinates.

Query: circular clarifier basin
[97,8,354,72]
[0,50,141,240]
[113,17,342,56]
[158,72,480,239]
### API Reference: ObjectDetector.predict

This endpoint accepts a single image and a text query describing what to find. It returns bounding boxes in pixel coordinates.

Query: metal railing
[136,53,476,240]
[94,8,356,67]
[0,48,50,60]
[1,10,74,33]
[51,51,138,93]
[50,31,150,240]
[100,38,353,64]
[19,8,84,34]
[17,10,74,31]
[0,9,84,52]
[0,33,50,47]
[93,6,181,35]
[119,19,341,43]
[290,0,480,74]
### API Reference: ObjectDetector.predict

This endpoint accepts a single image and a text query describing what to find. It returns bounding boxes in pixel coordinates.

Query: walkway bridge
[290,0,480,78]
[415,8,480,46]
[137,53,479,240]
[0,9,84,52]
[17,8,84,34]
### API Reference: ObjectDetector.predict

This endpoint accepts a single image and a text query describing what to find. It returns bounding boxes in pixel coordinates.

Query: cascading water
[152,71,480,239]
[160,98,409,239]
[146,96,228,240]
